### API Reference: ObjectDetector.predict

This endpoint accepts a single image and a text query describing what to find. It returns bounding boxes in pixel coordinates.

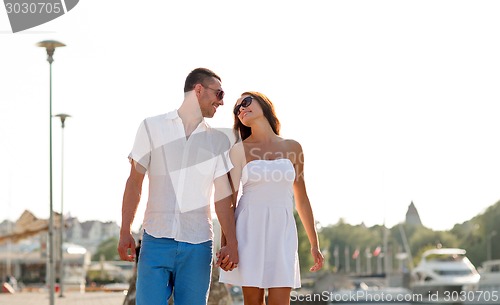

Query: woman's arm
[215,142,245,270]
[290,140,324,272]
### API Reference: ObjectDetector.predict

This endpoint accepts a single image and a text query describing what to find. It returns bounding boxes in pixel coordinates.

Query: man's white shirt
[129,110,233,244]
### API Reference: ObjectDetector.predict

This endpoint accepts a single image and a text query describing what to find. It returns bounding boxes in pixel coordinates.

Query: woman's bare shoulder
[282,138,303,152]
[229,142,246,167]
[230,141,245,153]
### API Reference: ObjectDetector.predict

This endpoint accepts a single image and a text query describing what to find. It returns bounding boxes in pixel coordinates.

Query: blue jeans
[136,232,213,305]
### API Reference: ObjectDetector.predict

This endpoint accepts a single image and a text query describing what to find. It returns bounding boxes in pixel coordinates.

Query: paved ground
[0,291,126,305]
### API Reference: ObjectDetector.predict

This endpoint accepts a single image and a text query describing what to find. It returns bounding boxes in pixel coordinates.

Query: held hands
[310,247,324,272]
[216,245,239,271]
[117,232,136,262]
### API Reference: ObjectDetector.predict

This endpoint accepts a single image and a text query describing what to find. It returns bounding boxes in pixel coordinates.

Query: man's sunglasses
[233,96,254,116]
[203,85,225,101]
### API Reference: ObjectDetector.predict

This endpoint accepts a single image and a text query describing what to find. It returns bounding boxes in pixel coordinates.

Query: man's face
[199,78,224,118]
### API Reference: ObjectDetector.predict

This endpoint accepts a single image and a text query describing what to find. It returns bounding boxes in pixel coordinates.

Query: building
[405,201,423,226]
[0,212,120,290]
[65,217,120,254]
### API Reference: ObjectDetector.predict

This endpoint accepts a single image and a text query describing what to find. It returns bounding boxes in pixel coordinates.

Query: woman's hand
[216,246,239,271]
[310,247,324,272]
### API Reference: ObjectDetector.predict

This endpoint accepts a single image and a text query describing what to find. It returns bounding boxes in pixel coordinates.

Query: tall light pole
[487,230,497,261]
[36,40,65,305]
[55,113,70,297]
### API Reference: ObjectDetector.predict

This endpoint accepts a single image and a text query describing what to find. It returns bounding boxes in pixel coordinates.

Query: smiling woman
[219,91,324,305]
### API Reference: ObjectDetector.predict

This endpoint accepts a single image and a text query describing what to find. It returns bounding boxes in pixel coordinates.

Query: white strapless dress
[219,159,301,289]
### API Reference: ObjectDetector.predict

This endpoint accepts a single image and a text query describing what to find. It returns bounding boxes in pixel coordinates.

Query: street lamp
[55,113,70,298]
[487,230,497,261]
[36,40,65,305]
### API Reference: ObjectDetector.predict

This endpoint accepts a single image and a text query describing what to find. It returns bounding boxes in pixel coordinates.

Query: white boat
[476,259,500,292]
[464,259,500,304]
[410,248,480,300]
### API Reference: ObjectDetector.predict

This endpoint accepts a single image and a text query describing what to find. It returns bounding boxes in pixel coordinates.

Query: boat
[476,259,500,292]
[410,248,480,300]
[463,259,500,304]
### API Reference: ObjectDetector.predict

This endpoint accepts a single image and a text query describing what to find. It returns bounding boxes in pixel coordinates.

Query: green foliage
[313,200,500,274]
[87,269,119,284]
[294,210,332,274]
[294,211,315,273]
[91,236,120,261]
[318,220,385,273]
[451,200,500,266]
[408,226,459,265]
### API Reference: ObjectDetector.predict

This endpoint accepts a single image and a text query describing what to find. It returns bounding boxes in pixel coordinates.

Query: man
[118,68,238,305]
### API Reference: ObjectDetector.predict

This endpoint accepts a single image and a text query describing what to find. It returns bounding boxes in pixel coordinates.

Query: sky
[1,1,500,233]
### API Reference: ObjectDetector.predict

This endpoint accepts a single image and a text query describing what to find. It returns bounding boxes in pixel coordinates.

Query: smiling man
[118,68,239,305]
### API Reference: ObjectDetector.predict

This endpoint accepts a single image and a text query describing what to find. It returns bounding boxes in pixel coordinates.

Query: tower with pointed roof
[405,201,422,226]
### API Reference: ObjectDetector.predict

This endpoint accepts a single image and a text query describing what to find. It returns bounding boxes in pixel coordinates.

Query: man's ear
[194,83,203,98]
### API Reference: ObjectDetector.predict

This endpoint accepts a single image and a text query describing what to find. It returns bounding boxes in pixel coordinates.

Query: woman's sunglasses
[203,86,225,101]
[233,96,254,115]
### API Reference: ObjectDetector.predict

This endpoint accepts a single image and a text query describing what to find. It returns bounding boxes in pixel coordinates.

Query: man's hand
[216,244,239,271]
[118,232,136,262]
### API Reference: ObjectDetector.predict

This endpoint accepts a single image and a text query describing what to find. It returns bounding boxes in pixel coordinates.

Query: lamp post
[36,40,65,305]
[55,113,70,297]
[487,230,497,261]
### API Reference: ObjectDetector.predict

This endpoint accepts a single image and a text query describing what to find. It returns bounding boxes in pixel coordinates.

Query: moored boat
[410,248,480,302]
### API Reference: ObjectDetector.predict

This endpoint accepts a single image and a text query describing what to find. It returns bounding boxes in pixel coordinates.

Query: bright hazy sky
[1,1,499,232]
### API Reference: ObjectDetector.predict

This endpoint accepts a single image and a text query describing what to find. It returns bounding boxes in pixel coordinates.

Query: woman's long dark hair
[233,91,281,142]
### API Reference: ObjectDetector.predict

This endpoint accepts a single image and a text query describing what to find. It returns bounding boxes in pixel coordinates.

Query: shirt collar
[164,110,209,131]
[164,110,180,120]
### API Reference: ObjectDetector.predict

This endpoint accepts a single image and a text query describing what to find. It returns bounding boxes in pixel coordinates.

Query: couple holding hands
[118,68,324,305]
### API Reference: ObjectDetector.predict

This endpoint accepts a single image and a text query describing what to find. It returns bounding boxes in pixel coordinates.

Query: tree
[92,237,120,261]
[409,226,459,266]
[452,200,500,266]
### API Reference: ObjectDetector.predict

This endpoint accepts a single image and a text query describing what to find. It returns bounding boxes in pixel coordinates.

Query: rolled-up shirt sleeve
[214,150,233,179]
[128,119,151,174]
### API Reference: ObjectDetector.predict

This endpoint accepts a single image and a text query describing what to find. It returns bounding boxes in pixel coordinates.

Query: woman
[218,92,324,305]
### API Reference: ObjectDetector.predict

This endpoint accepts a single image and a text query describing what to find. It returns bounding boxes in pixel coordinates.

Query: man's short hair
[184,68,221,93]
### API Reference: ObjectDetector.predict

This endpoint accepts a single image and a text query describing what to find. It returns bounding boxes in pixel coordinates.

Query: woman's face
[234,95,262,126]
